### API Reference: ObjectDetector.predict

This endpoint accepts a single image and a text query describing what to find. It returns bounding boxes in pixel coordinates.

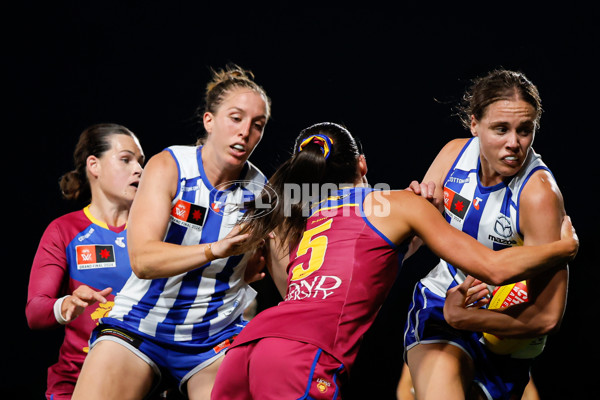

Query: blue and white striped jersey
[420,137,551,297]
[105,145,266,344]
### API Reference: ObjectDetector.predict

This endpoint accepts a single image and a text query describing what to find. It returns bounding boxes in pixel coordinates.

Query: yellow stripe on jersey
[83,205,108,229]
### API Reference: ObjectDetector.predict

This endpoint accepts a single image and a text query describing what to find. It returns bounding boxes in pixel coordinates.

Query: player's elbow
[522,312,562,337]
[25,311,40,330]
[128,250,151,279]
[130,257,153,279]
[128,242,158,279]
[483,259,528,287]
[485,275,506,287]
[537,314,563,336]
[25,301,51,330]
[480,267,511,287]
[128,237,170,279]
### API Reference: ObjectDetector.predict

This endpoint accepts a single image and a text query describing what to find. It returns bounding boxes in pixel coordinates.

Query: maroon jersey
[26,208,133,399]
[232,187,402,371]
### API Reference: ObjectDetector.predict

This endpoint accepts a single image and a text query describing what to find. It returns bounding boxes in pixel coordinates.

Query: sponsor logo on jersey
[473,196,483,210]
[211,201,223,213]
[488,215,517,245]
[78,227,95,242]
[488,235,517,245]
[447,176,470,184]
[76,245,116,269]
[443,187,471,220]
[494,215,513,237]
[171,199,207,230]
[213,336,236,353]
[285,275,342,301]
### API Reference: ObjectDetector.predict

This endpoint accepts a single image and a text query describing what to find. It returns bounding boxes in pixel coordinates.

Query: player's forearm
[25,296,61,329]
[483,239,577,286]
[129,240,215,279]
[446,305,553,338]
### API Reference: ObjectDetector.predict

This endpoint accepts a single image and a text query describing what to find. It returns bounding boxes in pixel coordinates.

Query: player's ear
[470,115,479,137]
[87,155,100,179]
[355,154,368,185]
[203,112,214,135]
[358,154,367,177]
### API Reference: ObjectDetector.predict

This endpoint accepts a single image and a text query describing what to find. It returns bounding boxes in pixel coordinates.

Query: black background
[6,3,598,399]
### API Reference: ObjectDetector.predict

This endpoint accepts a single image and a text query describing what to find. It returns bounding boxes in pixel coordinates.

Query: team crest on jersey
[76,245,116,270]
[316,378,331,393]
[171,199,207,230]
[443,187,471,220]
[90,301,114,322]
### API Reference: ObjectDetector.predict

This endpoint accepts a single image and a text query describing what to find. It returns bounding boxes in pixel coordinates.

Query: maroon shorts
[212,337,345,399]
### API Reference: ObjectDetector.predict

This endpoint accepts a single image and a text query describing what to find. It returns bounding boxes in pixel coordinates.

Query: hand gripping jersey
[104,145,266,345]
[230,187,404,371]
[26,207,133,399]
[420,137,551,297]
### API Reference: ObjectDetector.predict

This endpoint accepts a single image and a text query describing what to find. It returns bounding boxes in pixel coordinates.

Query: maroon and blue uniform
[26,207,134,400]
[212,187,405,399]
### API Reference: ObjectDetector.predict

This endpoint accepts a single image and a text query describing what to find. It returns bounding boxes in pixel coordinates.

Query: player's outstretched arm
[367,191,578,286]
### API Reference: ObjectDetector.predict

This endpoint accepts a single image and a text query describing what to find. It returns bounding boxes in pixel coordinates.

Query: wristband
[205,243,216,262]
[53,295,70,325]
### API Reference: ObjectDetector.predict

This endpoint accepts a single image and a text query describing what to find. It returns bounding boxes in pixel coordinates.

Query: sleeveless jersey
[105,145,266,345]
[420,137,551,297]
[231,187,403,371]
[26,207,133,399]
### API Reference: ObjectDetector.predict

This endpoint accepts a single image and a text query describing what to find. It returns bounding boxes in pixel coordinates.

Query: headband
[298,134,334,160]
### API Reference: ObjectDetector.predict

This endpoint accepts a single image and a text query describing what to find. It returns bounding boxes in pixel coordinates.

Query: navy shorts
[404,282,531,400]
[90,316,247,391]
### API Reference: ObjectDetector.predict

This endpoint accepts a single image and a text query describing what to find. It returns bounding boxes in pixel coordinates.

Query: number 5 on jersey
[290,219,333,281]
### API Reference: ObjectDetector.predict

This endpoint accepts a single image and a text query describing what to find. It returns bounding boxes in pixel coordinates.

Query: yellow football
[482,281,546,358]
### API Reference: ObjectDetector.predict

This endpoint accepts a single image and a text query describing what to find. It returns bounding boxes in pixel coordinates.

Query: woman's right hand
[406,180,435,199]
[406,180,443,211]
[210,225,251,259]
[62,285,112,323]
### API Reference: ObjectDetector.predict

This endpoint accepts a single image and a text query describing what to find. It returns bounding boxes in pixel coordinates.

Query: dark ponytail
[240,122,363,249]
[59,123,137,202]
